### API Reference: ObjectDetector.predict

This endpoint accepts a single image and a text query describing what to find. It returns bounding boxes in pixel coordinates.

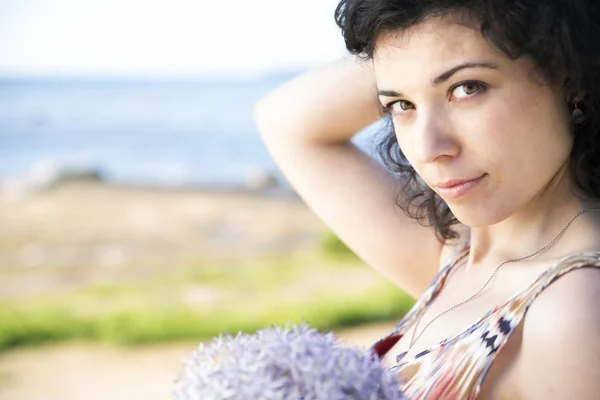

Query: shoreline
[1,177,300,201]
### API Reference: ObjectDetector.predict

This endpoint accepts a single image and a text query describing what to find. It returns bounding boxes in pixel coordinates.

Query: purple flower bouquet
[173,323,404,400]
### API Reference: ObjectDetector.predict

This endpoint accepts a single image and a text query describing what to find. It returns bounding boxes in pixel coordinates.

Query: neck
[466,171,600,270]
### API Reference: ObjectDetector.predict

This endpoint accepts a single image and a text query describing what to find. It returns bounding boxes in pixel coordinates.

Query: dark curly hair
[334,0,600,242]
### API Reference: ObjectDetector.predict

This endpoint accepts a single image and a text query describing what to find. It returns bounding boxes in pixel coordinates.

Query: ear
[568,90,587,105]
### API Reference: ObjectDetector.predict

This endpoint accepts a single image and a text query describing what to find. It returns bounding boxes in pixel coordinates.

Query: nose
[410,107,460,164]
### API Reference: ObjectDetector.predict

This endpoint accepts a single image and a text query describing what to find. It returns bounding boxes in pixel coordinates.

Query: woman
[254,0,600,398]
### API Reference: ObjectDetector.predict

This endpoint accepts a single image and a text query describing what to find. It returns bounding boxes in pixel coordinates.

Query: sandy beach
[0,182,325,299]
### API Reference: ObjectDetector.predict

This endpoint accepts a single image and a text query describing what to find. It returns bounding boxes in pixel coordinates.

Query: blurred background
[0,1,414,399]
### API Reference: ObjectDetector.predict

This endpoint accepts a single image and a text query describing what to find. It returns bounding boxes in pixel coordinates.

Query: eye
[382,100,415,115]
[392,100,415,112]
[449,81,486,100]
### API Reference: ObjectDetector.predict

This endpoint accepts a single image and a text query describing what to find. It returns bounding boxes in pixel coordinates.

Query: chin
[447,203,510,228]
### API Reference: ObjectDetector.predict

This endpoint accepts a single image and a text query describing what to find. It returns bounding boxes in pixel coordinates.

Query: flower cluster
[173,323,404,400]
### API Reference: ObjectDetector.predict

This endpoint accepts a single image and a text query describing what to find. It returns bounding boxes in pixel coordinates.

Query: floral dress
[370,248,600,399]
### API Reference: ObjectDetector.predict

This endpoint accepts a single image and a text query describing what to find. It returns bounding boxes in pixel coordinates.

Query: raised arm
[254,56,448,298]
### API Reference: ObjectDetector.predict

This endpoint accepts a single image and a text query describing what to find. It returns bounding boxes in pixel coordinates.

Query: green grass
[319,230,358,260]
[0,244,416,351]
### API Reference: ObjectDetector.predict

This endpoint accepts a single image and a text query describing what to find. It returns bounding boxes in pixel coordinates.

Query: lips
[433,174,487,200]
[435,175,485,189]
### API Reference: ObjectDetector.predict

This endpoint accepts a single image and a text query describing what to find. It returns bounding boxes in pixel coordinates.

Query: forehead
[373,18,506,85]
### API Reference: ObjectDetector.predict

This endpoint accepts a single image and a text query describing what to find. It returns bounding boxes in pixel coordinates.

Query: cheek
[471,104,517,153]
[507,87,573,162]
[473,90,572,186]
[471,86,567,153]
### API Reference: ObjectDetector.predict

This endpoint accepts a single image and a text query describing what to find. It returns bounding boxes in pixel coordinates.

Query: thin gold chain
[405,208,600,356]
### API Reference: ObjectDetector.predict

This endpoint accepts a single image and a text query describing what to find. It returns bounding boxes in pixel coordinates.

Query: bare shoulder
[514,265,600,399]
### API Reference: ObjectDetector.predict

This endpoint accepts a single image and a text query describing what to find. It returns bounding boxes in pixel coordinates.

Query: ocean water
[0,74,283,188]
[0,74,382,189]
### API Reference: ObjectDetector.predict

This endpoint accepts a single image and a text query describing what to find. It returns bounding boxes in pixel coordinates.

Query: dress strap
[478,252,600,377]
[370,244,470,358]
[500,252,600,319]
[396,245,470,335]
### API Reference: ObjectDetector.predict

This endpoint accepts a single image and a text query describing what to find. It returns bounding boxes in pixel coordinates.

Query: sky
[0,0,347,78]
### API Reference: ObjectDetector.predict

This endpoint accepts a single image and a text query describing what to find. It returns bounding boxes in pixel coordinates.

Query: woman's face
[373,17,574,226]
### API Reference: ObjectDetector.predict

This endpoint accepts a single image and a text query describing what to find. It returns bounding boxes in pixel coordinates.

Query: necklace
[399,207,600,361]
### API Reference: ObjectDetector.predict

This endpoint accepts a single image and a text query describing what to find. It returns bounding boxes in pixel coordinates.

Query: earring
[572,98,586,125]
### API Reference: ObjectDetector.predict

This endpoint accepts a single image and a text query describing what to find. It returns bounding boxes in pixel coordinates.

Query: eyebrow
[377,61,499,97]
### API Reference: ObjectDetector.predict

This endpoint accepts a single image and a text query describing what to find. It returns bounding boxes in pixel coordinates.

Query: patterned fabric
[371,249,600,400]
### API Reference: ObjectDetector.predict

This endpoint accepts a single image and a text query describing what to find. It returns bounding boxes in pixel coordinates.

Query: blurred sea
[0,73,313,189]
